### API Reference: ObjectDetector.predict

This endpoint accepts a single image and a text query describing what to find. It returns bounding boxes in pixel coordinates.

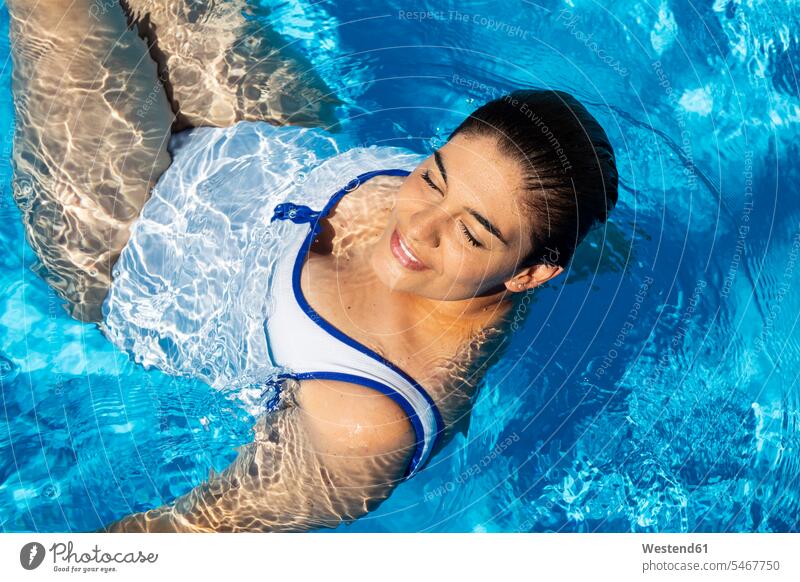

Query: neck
[395,278,517,336]
[347,246,516,338]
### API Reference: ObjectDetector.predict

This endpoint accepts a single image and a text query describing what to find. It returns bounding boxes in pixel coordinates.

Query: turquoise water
[1,0,799,532]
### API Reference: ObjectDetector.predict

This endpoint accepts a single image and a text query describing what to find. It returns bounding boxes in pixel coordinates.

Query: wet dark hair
[447,89,618,269]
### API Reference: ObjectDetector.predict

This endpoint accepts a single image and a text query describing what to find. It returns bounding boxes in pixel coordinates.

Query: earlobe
[506,280,528,292]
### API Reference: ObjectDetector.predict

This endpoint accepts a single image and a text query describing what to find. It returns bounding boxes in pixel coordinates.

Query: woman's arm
[102,379,416,532]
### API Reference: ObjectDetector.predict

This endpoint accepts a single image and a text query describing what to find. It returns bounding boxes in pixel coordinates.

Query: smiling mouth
[390,228,429,271]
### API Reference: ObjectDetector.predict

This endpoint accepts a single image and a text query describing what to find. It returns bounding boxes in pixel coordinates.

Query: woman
[7,1,618,532]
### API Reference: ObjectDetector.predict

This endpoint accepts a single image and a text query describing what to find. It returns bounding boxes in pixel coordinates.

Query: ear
[504,263,564,293]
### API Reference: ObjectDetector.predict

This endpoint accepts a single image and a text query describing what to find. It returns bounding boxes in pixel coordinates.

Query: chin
[369,242,410,292]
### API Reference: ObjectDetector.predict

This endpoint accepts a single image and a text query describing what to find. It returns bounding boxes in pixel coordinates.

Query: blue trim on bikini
[270,168,445,477]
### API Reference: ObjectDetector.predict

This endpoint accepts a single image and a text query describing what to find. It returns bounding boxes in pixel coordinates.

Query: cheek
[393,185,420,214]
[442,246,494,284]
[451,250,517,289]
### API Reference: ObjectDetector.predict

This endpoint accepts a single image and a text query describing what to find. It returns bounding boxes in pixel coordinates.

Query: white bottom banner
[1,533,797,581]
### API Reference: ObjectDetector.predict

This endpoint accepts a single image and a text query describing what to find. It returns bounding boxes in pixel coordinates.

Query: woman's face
[368,132,536,300]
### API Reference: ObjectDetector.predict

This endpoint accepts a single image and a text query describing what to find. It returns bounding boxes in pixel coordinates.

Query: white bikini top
[265,170,444,479]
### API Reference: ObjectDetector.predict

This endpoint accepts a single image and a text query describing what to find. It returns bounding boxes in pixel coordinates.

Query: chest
[299,252,456,382]
[298,255,484,441]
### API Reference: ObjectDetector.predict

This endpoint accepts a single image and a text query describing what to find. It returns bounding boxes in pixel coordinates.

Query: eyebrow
[467,207,509,247]
[434,150,447,185]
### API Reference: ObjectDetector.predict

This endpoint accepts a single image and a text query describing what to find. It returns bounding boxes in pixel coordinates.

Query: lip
[390,228,429,271]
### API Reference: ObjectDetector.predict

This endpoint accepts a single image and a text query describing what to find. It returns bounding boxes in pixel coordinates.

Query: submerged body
[102,122,509,479]
[97,123,511,531]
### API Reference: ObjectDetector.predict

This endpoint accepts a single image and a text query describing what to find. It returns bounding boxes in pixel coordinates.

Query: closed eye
[422,169,484,249]
[459,221,483,248]
[421,169,443,195]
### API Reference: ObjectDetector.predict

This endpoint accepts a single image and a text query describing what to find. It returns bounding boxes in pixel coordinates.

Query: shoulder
[313,174,407,258]
[295,378,416,462]
[329,173,406,220]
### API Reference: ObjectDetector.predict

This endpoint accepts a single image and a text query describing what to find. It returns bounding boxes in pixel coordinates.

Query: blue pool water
[1,0,799,532]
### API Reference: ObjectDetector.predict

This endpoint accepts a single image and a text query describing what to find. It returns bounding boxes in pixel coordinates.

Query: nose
[405,206,445,249]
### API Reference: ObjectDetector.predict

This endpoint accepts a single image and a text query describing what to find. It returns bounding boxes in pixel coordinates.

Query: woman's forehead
[438,134,524,198]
